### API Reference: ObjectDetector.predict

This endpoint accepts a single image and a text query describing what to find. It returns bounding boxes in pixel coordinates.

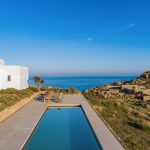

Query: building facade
[0,59,29,90]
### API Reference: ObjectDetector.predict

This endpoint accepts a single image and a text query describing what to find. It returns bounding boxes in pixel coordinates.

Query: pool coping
[47,95,124,150]
[48,105,124,150]
[20,106,47,150]
[23,105,103,150]
[21,104,83,149]
[0,100,47,150]
[0,94,124,150]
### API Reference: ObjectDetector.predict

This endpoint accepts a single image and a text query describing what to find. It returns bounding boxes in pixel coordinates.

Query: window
[8,75,11,82]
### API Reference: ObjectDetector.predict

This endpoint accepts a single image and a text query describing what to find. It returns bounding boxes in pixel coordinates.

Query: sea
[29,76,136,92]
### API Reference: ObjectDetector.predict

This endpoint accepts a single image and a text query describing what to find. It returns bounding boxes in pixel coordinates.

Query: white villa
[0,59,29,90]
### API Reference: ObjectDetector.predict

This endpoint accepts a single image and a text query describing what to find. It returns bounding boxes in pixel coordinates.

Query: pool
[23,107,102,150]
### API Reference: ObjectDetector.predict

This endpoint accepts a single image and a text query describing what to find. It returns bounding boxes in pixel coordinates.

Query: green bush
[0,88,35,112]
[47,87,65,93]
[0,94,20,111]
[68,88,79,94]
[40,87,48,91]
[0,88,18,94]
[17,89,33,99]
[28,86,38,92]
[44,87,79,94]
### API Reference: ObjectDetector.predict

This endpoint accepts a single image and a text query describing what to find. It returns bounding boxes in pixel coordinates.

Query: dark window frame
[7,75,11,82]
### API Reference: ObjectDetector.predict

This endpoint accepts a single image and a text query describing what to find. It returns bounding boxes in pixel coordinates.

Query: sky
[0,0,150,76]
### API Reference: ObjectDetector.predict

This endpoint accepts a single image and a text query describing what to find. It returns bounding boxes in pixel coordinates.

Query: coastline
[29,76,136,91]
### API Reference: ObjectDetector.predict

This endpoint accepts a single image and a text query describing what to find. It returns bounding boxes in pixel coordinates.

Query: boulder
[143,95,150,101]
[142,89,150,95]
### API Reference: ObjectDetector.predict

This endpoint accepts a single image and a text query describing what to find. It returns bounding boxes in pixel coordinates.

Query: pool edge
[20,106,47,150]
[20,94,124,150]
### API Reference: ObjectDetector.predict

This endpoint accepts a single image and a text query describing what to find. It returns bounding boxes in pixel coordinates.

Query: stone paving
[0,94,124,150]
[0,98,47,150]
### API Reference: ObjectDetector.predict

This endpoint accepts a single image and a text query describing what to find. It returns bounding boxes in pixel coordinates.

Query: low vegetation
[45,87,79,94]
[83,93,150,150]
[0,86,79,112]
[0,88,38,112]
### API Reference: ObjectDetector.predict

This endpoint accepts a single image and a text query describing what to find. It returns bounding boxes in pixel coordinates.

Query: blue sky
[0,0,150,76]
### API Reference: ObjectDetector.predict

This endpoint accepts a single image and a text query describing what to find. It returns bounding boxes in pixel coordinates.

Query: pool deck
[0,98,47,150]
[50,94,124,150]
[0,94,124,150]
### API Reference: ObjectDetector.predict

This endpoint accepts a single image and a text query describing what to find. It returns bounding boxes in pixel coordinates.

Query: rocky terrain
[83,71,150,101]
[83,72,150,150]
[132,71,150,88]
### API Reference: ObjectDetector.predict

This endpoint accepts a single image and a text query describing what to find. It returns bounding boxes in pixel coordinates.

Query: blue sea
[29,76,136,92]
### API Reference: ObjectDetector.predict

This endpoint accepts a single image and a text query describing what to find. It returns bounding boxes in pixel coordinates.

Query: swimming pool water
[23,107,102,150]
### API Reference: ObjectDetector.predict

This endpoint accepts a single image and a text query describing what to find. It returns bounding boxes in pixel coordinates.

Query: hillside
[132,71,150,88]
[83,71,150,101]
[83,71,150,150]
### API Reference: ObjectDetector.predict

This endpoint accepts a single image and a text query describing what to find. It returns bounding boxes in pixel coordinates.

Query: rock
[143,95,150,101]
[132,71,150,86]
[83,71,150,101]
[135,91,142,99]
[142,89,150,95]
[84,90,89,93]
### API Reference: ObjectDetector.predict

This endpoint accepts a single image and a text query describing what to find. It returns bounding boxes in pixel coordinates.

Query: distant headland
[83,71,150,101]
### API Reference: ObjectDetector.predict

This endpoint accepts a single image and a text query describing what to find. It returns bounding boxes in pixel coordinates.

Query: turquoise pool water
[23,107,102,150]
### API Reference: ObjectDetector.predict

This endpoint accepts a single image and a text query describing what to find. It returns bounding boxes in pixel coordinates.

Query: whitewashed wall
[0,65,29,90]
[19,67,29,89]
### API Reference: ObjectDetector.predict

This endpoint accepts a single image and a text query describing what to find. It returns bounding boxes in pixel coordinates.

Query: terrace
[0,93,124,150]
